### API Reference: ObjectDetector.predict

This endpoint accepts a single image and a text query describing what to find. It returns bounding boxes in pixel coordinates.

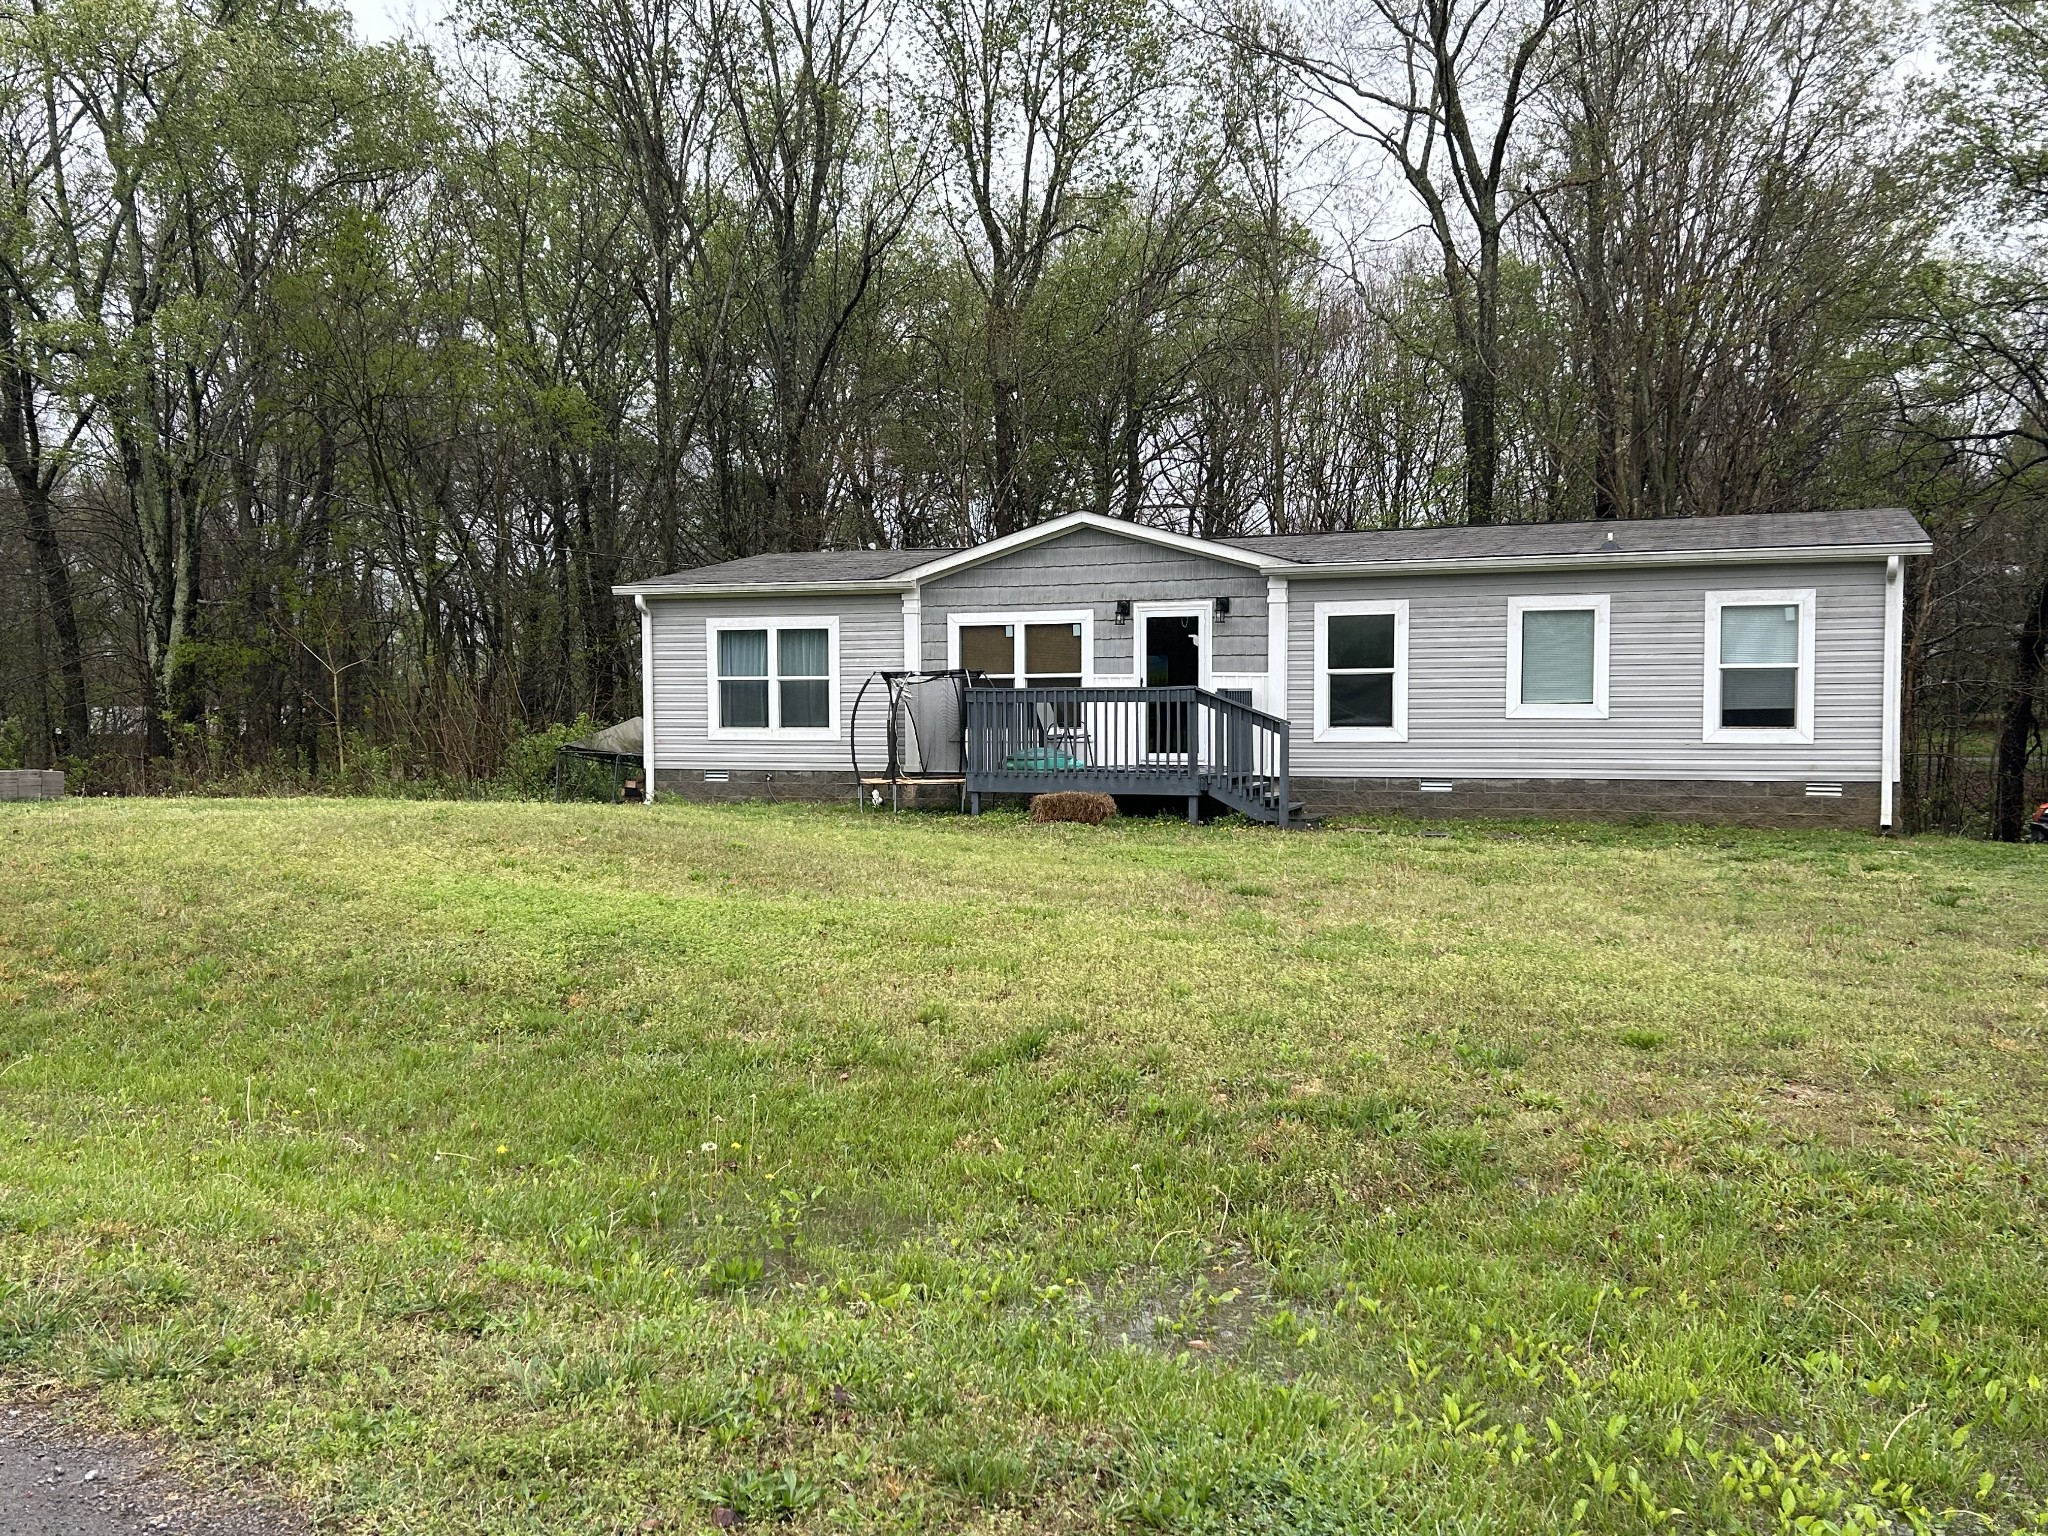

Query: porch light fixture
[1216,597,1231,619]
[1113,600,1132,624]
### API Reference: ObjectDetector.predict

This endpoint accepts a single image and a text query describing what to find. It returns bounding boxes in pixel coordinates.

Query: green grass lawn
[2,799,2046,1534]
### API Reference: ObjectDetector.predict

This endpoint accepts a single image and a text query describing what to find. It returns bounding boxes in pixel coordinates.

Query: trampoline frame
[849,669,978,812]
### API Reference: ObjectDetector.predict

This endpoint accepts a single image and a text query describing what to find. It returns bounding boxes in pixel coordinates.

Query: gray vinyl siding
[1286,560,1886,782]
[917,526,1268,677]
[647,593,901,772]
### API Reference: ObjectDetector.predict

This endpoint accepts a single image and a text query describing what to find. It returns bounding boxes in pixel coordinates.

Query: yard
[0,799,2044,1534]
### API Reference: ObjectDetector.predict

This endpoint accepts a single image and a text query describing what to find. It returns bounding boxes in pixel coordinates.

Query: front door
[1145,613,1201,755]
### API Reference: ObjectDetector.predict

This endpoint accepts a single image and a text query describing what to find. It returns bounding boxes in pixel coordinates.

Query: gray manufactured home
[614,508,1929,828]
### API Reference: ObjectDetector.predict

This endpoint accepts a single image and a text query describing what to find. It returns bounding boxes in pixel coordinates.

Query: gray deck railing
[963,685,1293,824]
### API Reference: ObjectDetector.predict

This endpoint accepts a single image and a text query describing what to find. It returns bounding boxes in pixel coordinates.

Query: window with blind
[1715,600,1803,728]
[1023,622,1082,687]
[1704,589,1813,741]
[958,623,1015,686]
[709,619,837,734]
[1506,596,1609,718]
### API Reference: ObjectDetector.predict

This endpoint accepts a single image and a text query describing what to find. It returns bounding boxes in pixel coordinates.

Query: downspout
[1881,556,1902,832]
[636,595,655,804]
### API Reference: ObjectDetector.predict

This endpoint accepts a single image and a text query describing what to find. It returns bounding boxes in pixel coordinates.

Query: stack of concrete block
[0,770,65,801]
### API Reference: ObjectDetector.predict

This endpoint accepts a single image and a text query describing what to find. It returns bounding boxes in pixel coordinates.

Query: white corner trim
[901,589,922,671]
[945,608,1096,683]
[1881,555,1902,828]
[1701,588,1816,745]
[1267,576,1290,726]
[705,614,842,741]
[635,595,655,801]
[1312,598,1408,742]
[1505,593,1611,720]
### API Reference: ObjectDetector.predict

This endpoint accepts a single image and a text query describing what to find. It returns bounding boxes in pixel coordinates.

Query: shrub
[491,717,598,799]
[1030,791,1115,825]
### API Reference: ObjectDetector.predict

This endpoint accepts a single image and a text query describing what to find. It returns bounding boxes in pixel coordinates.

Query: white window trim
[1702,588,1815,745]
[1314,599,1408,742]
[706,615,841,741]
[1505,594,1610,719]
[946,609,1096,685]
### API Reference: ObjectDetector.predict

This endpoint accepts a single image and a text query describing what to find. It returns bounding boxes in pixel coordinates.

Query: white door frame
[1128,600,1214,690]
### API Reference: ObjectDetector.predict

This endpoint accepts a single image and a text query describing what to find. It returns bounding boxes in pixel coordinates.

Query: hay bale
[1030,791,1116,826]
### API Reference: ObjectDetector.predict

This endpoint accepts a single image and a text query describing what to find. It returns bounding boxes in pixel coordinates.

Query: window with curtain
[1719,604,1800,728]
[1326,612,1397,728]
[712,621,835,732]
[778,628,830,728]
[716,629,769,729]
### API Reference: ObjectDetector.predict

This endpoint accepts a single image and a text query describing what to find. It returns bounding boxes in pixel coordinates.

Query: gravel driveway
[0,1401,306,1536]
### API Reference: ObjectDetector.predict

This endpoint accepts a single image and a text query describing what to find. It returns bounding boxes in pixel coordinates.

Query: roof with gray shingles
[626,548,954,588]
[1215,506,1929,564]
[623,508,1928,589]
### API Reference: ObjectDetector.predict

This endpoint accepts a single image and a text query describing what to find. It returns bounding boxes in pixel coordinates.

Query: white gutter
[634,595,655,804]
[1881,555,1903,830]
[1271,542,1933,580]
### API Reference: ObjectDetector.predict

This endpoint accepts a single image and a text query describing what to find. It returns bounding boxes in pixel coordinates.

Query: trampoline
[849,670,973,811]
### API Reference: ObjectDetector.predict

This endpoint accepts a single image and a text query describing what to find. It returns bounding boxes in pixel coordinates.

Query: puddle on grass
[1096,1254,1275,1364]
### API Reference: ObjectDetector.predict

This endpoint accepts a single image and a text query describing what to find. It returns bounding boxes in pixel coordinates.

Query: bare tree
[914,0,1161,533]
[1233,0,1567,523]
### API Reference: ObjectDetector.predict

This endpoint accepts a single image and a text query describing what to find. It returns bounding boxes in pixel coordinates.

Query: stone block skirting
[654,767,1883,828]
[653,768,856,804]
[1291,776,1882,829]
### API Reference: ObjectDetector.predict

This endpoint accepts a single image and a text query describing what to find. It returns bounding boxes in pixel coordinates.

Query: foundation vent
[1418,780,1455,794]
[1805,783,1842,798]
[703,770,730,783]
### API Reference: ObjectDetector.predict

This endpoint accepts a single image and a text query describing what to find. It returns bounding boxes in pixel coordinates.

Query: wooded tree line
[0,0,2042,831]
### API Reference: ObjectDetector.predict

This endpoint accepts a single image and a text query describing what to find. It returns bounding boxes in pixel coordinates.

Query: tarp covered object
[563,717,643,758]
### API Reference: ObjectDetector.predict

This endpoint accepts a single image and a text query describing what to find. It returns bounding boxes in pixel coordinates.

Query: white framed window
[1313,599,1407,741]
[706,616,839,739]
[1703,589,1814,744]
[947,610,1093,688]
[1506,594,1610,719]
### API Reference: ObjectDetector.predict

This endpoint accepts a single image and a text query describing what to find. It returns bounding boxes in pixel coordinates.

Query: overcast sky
[347,0,442,44]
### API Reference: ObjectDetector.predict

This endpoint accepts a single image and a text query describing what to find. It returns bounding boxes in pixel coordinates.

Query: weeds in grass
[84,1320,237,1382]
[962,1023,1053,1072]
[912,1424,1038,1505]
[702,1254,767,1293]
[0,1278,73,1362]
[707,1466,824,1522]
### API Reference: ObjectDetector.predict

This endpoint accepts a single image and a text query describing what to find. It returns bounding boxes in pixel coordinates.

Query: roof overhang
[613,519,1932,597]
[1274,540,1932,579]
[613,578,917,598]
[898,511,1294,582]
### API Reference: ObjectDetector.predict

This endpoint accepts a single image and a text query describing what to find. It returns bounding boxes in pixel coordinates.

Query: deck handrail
[963,684,1293,824]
